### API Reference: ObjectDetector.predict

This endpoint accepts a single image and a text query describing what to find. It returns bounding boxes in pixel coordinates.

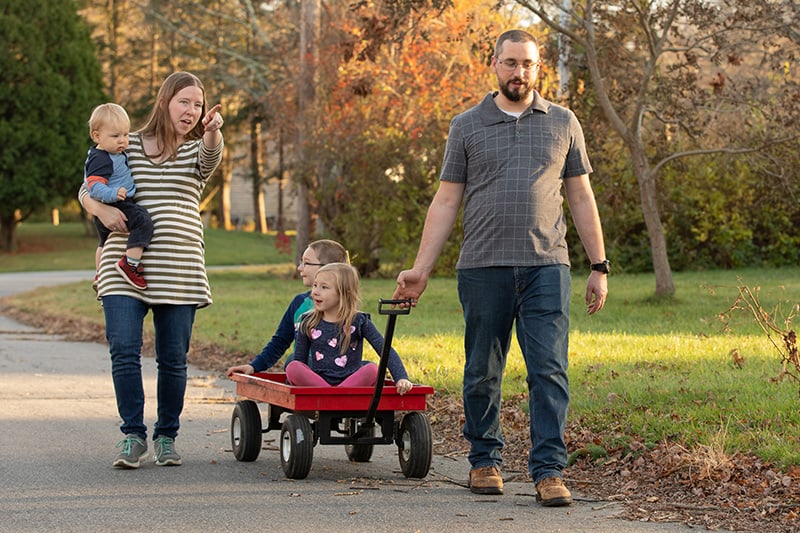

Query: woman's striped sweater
[81,133,223,307]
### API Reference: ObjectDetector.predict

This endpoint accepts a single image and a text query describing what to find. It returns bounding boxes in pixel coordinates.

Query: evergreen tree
[0,0,104,250]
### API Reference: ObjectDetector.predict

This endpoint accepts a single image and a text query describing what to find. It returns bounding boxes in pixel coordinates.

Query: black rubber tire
[231,400,262,462]
[280,414,314,479]
[398,412,432,478]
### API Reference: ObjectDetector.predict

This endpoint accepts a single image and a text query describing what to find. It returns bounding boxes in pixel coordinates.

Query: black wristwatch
[591,259,611,274]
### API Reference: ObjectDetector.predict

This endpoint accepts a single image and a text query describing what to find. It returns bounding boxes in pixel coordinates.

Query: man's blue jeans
[103,295,196,441]
[457,265,570,483]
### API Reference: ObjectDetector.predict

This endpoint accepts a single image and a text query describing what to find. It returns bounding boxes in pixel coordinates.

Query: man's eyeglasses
[495,58,540,72]
[298,261,324,268]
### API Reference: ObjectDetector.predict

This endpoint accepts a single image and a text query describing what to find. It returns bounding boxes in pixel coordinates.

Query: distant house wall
[228,140,298,231]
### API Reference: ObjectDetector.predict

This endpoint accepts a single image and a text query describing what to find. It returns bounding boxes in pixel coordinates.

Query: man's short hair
[495,29,539,57]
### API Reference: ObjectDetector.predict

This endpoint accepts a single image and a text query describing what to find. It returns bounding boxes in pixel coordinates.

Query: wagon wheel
[231,400,262,462]
[398,411,432,478]
[280,414,314,479]
[345,421,374,463]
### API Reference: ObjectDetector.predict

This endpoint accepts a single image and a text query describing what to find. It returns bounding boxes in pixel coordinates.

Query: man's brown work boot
[468,466,504,495]
[535,476,573,506]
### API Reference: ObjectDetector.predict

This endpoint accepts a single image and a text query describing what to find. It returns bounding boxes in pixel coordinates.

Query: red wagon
[228,299,435,480]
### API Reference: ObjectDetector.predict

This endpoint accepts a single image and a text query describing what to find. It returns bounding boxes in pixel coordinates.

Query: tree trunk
[220,144,233,230]
[108,0,120,99]
[81,208,97,238]
[277,127,285,233]
[518,0,681,298]
[294,0,320,264]
[250,115,267,233]
[630,142,675,297]
[557,0,572,99]
[0,215,17,252]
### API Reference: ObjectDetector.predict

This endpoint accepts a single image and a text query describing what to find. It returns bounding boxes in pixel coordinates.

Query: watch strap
[591,259,611,274]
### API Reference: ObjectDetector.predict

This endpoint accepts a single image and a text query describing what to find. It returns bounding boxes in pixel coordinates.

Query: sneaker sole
[114,263,147,290]
[154,458,182,466]
[113,452,148,469]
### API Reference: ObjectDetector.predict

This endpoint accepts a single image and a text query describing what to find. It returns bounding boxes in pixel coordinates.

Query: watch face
[592,261,610,273]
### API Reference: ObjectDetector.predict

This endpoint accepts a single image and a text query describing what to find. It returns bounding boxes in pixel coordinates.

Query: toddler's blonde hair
[88,103,130,135]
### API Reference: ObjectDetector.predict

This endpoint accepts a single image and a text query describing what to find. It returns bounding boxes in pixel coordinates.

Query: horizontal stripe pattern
[87,133,223,306]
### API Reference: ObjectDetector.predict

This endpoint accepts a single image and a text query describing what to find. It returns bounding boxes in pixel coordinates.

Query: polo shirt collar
[479,91,550,125]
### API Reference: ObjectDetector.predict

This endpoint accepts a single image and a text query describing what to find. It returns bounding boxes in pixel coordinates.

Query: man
[394,29,609,506]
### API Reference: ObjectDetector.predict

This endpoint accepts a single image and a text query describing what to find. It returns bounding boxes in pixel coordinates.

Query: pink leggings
[285,361,379,387]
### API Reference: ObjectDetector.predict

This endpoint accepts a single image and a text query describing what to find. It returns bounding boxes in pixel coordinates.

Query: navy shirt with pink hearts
[293,312,409,386]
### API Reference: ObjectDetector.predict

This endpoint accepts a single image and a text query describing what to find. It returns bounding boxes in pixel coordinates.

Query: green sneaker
[153,436,182,466]
[113,434,148,469]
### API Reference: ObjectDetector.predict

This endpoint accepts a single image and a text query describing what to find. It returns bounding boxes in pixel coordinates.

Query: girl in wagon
[286,262,413,395]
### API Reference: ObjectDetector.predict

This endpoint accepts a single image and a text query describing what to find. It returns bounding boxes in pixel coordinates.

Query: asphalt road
[0,270,698,532]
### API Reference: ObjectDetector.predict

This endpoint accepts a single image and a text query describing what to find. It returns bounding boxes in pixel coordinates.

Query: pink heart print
[311,329,322,340]
[334,355,348,367]
[350,325,356,334]
[315,351,324,361]
[328,338,338,348]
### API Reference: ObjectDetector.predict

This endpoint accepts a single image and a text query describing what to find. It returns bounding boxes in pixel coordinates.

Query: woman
[79,71,224,469]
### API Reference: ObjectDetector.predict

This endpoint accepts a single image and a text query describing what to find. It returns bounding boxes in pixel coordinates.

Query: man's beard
[499,78,533,102]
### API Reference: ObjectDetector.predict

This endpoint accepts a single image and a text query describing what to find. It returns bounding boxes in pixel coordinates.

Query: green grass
[0,222,292,272]
[0,222,99,271]
[2,223,799,468]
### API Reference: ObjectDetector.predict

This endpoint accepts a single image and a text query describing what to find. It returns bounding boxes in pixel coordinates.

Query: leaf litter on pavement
[4,305,798,532]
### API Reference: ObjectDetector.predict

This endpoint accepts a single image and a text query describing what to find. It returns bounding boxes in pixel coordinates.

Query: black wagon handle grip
[378,298,413,315]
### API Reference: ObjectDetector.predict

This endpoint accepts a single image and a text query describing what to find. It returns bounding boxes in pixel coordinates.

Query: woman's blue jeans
[457,265,570,483]
[102,295,196,441]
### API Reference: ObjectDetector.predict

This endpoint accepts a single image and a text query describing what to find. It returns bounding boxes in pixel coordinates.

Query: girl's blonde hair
[307,239,349,265]
[138,71,207,161]
[301,262,360,354]
[88,103,130,135]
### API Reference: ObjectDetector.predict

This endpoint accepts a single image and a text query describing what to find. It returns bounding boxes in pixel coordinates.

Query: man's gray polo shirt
[440,91,593,269]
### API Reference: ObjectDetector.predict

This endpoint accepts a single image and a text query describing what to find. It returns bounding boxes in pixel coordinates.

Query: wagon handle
[356,298,412,437]
[377,298,412,315]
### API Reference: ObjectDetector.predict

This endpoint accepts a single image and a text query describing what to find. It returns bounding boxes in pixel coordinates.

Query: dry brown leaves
[428,393,800,533]
[4,306,799,532]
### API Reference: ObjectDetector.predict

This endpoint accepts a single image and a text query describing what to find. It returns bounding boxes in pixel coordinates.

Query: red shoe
[115,257,147,290]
